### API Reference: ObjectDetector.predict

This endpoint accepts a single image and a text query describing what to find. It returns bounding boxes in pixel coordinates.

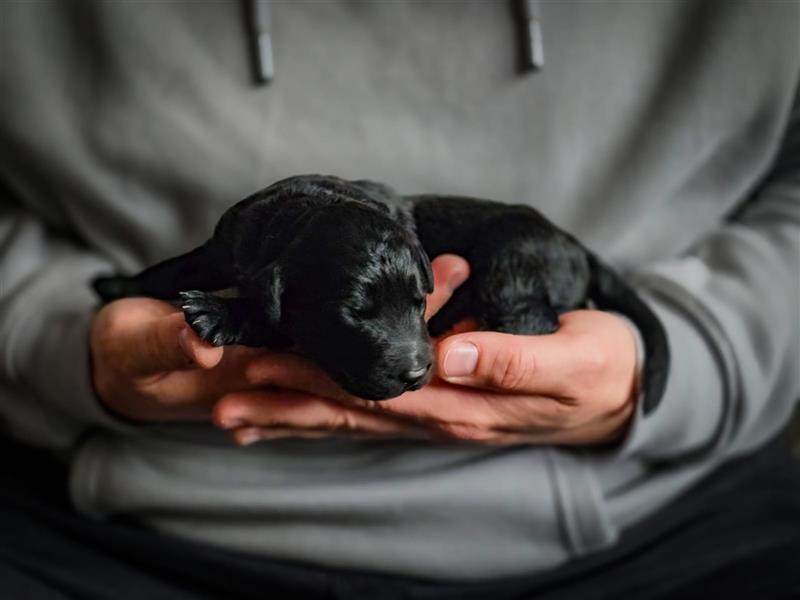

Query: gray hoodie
[0,0,798,580]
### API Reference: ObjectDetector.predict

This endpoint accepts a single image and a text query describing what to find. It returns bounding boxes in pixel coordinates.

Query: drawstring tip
[519,0,544,72]
[525,19,545,71]
[247,0,273,85]
[255,32,274,84]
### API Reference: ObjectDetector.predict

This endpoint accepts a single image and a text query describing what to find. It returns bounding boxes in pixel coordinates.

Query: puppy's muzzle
[397,348,433,391]
[400,364,431,390]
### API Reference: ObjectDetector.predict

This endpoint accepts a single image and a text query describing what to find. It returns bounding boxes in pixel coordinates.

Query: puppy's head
[275,202,434,400]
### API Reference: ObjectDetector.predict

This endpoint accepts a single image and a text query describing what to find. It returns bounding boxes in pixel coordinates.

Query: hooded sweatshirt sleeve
[0,205,136,450]
[617,85,800,462]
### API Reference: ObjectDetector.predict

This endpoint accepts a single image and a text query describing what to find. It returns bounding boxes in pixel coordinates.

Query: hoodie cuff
[611,291,725,461]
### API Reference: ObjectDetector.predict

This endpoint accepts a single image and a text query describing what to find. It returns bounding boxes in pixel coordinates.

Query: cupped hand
[215,258,638,446]
[91,297,272,421]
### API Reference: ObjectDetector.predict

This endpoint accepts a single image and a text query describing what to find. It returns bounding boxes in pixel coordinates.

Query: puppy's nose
[400,363,432,388]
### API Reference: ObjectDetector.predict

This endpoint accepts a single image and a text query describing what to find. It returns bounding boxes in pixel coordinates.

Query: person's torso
[2,0,797,579]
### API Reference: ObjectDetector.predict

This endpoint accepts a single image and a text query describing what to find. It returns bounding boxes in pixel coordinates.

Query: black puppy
[93,175,668,411]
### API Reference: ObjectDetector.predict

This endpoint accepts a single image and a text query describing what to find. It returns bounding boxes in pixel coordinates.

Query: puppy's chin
[338,379,409,402]
[403,370,432,392]
[335,368,433,401]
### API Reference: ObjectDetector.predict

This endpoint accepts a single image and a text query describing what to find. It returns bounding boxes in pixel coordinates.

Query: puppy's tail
[586,253,669,415]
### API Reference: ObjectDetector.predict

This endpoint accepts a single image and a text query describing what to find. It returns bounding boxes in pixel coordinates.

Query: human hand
[410,309,638,445]
[214,263,638,446]
[90,297,273,422]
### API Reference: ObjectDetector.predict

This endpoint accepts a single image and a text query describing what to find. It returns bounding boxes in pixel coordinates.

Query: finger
[213,389,431,438]
[359,379,562,434]
[425,254,470,320]
[221,381,578,444]
[240,353,554,434]
[434,330,578,396]
[231,425,433,445]
[125,312,224,375]
[231,426,333,445]
[485,406,634,446]
[152,348,341,411]
[139,344,270,407]
[242,352,350,400]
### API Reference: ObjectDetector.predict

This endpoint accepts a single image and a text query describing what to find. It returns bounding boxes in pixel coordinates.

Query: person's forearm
[618,89,800,462]
[0,208,131,449]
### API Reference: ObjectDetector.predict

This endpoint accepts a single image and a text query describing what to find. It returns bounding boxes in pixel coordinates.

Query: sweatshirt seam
[545,448,616,557]
[69,433,107,518]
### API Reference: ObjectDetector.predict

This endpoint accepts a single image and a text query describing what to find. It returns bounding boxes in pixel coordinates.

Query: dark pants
[1,434,799,600]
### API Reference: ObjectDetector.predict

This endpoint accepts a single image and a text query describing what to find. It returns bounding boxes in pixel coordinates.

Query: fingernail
[237,428,262,446]
[443,342,479,377]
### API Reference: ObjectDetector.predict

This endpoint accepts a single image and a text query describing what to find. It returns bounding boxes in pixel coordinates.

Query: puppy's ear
[414,244,434,293]
[257,262,284,325]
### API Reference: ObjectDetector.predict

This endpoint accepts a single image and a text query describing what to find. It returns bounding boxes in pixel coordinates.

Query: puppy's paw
[180,291,237,346]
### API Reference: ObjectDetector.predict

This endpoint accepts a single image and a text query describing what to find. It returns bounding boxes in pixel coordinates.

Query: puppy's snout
[399,355,433,390]
[401,364,430,384]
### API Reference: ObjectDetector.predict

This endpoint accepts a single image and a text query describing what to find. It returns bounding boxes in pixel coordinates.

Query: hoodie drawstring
[522,0,545,71]
[245,0,542,86]
[248,0,274,84]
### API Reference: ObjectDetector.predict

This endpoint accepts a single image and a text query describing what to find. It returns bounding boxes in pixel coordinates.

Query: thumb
[436,331,572,396]
[125,312,224,376]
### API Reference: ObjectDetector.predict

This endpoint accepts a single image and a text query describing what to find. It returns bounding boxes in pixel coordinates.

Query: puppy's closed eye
[350,299,379,320]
